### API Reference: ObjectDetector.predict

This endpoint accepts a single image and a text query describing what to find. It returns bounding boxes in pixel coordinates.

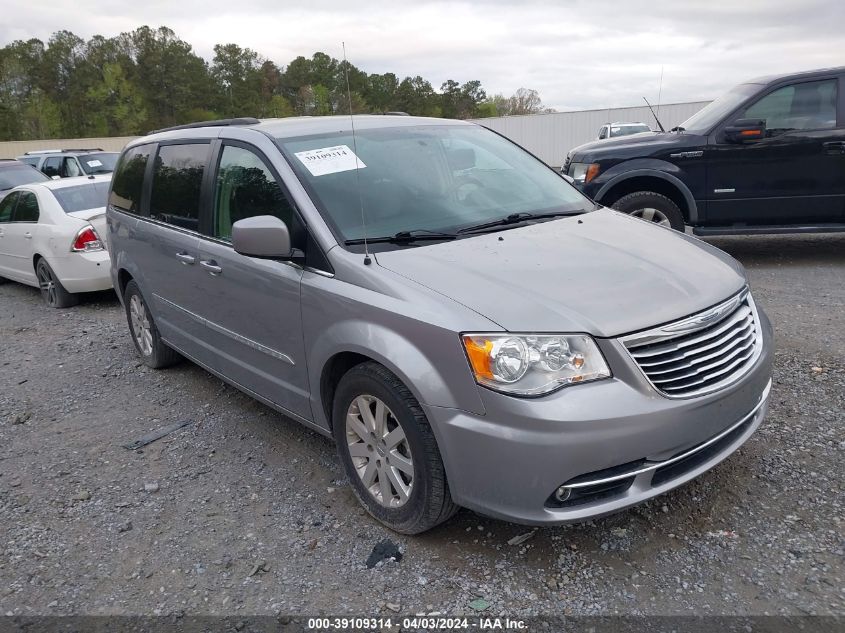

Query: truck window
[743,79,837,136]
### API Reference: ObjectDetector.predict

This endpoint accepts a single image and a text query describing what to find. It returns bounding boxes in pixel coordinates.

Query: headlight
[568,162,600,184]
[462,333,611,396]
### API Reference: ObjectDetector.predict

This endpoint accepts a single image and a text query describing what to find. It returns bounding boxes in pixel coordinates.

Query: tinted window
[13,191,39,222]
[0,192,18,222]
[743,79,837,135]
[43,157,62,178]
[149,143,209,231]
[53,182,110,213]
[0,164,49,190]
[213,145,293,240]
[109,144,152,215]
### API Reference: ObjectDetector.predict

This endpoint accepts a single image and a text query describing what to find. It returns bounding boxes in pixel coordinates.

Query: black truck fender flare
[594,168,699,224]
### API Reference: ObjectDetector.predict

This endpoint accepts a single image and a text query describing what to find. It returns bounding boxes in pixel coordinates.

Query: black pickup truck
[563,66,845,234]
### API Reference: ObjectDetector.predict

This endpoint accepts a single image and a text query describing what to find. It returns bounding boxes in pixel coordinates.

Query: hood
[568,131,694,161]
[375,209,746,337]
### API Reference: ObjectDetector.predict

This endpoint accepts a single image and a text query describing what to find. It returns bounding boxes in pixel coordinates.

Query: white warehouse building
[471,100,711,168]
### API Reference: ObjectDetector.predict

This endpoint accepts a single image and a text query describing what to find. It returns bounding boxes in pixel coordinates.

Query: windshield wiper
[344,229,458,246]
[456,210,577,235]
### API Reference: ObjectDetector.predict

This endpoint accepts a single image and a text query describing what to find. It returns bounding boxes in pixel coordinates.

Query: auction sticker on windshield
[294,145,366,177]
[86,160,103,167]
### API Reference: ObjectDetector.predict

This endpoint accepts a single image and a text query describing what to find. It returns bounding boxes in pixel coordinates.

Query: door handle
[175,252,195,265]
[24,232,32,239]
[823,141,845,155]
[200,260,222,275]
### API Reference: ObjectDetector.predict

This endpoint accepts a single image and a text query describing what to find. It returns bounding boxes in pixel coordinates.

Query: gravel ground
[1,233,843,617]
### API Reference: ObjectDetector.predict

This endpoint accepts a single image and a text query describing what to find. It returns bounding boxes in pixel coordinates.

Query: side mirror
[724,118,766,143]
[232,215,292,259]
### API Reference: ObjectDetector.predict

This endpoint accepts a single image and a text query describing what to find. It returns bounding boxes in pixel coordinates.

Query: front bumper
[424,309,773,525]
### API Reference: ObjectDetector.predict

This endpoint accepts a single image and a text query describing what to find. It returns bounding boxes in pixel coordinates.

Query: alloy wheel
[37,262,57,307]
[345,394,414,508]
[630,207,672,227]
[129,294,153,356]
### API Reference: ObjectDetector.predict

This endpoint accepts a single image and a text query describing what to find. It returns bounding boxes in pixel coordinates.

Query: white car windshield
[279,124,593,243]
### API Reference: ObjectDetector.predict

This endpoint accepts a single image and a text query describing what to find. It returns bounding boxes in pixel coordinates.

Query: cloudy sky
[3,0,843,111]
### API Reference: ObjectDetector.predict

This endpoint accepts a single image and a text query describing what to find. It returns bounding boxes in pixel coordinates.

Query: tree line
[0,26,554,142]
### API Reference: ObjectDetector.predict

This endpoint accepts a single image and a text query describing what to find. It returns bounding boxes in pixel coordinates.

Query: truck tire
[612,191,685,231]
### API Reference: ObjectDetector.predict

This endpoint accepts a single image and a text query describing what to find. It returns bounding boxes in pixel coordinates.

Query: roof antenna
[642,96,665,133]
[342,41,371,265]
[656,65,664,122]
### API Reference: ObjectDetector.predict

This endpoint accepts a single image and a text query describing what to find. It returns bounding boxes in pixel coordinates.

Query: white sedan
[0,175,112,307]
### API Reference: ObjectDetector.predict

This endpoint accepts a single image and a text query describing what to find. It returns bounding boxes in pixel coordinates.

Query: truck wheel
[612,191,685,231]
[333,361,459,534]
[123,280,180,369]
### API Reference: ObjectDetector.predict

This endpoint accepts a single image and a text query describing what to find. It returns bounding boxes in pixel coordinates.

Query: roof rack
[148,117,261,135]
[23,148,104,155]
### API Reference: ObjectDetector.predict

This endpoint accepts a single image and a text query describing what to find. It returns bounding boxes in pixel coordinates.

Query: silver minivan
[107,115,773,534]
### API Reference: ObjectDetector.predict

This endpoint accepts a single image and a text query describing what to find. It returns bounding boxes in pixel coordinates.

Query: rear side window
[54,182,110,213]
[110,144,152,215]
[213,145,293,241]
[150,143,209,232]
[13,191,39,222]
[0,192,19,222]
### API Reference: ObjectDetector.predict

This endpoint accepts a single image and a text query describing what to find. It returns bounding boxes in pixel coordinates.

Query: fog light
[554,486,572,502]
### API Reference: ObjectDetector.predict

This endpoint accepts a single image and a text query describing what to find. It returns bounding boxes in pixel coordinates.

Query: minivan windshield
[678,83,760,133]
[278,124,594,245]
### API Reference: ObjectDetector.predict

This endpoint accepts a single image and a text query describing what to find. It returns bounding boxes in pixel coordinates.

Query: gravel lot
[1,233,843,617]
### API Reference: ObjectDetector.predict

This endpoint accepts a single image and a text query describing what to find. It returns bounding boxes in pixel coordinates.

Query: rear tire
[123,280,180,369]
[333,362,459,534]
[612,191,685,231]
[36,259,79,308]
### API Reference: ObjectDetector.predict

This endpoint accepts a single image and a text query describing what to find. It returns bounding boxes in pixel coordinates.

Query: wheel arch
[116,267,134,299]
[311,321,485,432]
[595,169,698,223]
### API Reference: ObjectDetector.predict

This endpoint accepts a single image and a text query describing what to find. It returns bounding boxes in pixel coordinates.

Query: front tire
[36,259,78,308]
[333,362,458,534]
[612,191,685,231]
[123,280,180,369]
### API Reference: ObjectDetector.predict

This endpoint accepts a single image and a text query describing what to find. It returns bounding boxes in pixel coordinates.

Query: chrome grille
[622,291,761,398]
